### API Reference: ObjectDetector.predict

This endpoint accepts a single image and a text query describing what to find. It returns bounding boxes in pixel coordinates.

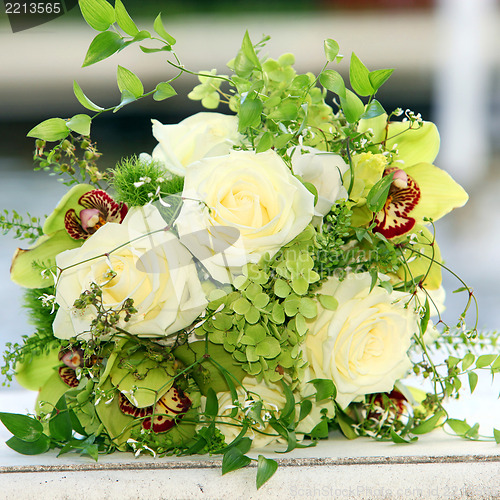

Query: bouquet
[1,0,499,490]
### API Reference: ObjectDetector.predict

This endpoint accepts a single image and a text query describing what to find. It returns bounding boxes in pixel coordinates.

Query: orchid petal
[395,225,443,290]
[42,184,94,235]
[387,121,440,166]
[10,230,81,288]
[358,113,388,144]
[405,163,468,222]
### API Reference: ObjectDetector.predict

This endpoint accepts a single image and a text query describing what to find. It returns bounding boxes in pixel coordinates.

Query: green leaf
[465,423,480,440]
[79,0,115,31]
[256,132,273,153]
[274,279,291,298]
[336,410,358,439]
[113,89,137,113]
[468,371,479,393]
[27,118,69,141]
[238,98,263,131]
[366,172,394,212]
[114,0,139,36]
[447,356,461,369]
[475,354,497,369]
[117,65,144,98]
[317,294,338,311]
[153,82,177,101]
[412,412,444,435]
[308,378,336,402]
[6,434,50,455]
[420,298,430,336]
[360,99,386,120]
[139,45,171,54]
[319,70,346,99]
[205,388,219,418]
[0,412,43,442]
[310,419,329,439]
[340,89,365,124]
[255,338,281,359]
[49,395,72,442]
[153,13,176,45]
[83,31,124,67]
[66,114,92,136]
[461,353,475,371]
[256,455,278,489]
[349,52,374,97]
[132,31,152,43]
[298,400,313,422]
[390,428,414,444]
[292,276,309,296]
[369,68,394,92]
[446,418,471,436]
[280,380,296,425]
[222,447,251,475]
[324,38,340,62]
[298,297,317,319]
[493,428,500,444]
[73,80,104,112]
[240,31,261,71]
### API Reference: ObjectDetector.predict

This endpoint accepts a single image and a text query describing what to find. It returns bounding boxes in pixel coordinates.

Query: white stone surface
[0,391,499,499]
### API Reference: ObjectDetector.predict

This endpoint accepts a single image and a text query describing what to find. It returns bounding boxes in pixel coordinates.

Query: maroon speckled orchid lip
[59,366,79,388]
[64,189,128,240]
[118,386,192,433]
[373,167,421,239]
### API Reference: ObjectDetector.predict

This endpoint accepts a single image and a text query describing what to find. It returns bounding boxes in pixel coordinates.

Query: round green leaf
[79,0,115,31]
[67,114,92,136]
[0,413,43,442]
[324,38,340,62]
[83,31,124,67]
[6,434,50,455]
[27,118,69,142]
[154,82,177,101]
[114,0,139,36]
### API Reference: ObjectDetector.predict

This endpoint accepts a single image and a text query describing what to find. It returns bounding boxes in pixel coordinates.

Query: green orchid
[15,347,61,392]
[356,114,468,239]
[10,184,94,288]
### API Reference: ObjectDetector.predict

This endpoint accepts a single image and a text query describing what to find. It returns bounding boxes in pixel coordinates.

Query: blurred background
[0,0,499,424]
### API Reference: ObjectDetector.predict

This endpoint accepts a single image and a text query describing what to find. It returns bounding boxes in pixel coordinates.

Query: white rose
[151,112,241,176]
[303,273,418,408]
[291,146,348,216]
[204,377,287,449]
[200,377,333,448]
[175,150,315,283]
[53,205,207,340]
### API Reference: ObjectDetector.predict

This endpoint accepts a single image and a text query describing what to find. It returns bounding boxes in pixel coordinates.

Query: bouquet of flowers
[1,0,499,489]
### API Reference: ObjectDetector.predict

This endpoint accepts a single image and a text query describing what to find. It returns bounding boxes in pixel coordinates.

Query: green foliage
[0,210,43,243]
[110,155,184,207]
[2,287,58,384]
[196,229,320,384]
[33,133,105,187]
[23,286,58,335]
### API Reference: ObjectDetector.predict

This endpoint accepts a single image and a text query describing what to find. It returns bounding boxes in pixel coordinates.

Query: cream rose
[291,146,348,216]
[151,112,241,176]
[175,150,315,283]
[203,377,331,449]
[303,273,418,408]
[53,205,207,340]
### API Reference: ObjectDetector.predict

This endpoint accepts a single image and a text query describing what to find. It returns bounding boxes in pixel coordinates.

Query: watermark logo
[3,0,78,33]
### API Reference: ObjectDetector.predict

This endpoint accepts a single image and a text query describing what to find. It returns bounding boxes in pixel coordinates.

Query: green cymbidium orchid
[356,114,468,239]
[10,184,94,288]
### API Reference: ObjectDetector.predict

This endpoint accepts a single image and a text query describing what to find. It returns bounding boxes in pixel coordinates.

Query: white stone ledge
[0,391,499,499]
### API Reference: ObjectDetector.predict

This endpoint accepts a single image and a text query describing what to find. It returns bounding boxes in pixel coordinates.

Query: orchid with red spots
[373,167,421,239]
[118,386,192,433]
[64,189,128,240]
